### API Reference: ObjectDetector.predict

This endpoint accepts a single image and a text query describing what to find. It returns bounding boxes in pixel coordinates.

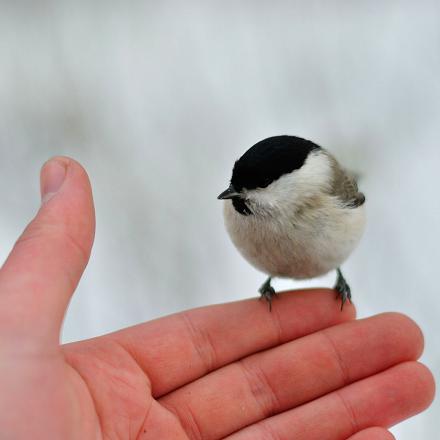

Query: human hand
[0,158,434,439]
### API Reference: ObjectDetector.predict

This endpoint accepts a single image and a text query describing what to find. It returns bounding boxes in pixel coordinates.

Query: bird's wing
[331,163,365,208]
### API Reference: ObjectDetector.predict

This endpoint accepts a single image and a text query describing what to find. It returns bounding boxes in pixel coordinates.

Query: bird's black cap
[231,135,321,191]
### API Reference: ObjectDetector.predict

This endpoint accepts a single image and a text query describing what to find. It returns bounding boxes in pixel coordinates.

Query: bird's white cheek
[243,153,334,212]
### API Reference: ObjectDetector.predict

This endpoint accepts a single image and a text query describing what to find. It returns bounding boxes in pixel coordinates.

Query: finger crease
[63,232,90,264]
[260,421,285,440]
[239,360,282,418]
[134,399,154,440]
[181,311,217,374]
[322,330,351,386]
[335,389,359,435]
[112,340,153,392]
[161,400,203,440]
[184,402,204,440]
[16,227,89,264]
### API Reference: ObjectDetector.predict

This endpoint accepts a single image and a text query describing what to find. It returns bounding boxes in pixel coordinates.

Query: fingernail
[40,158,68,203]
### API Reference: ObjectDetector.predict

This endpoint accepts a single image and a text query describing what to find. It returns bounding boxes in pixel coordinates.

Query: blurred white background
[0,1,438,438]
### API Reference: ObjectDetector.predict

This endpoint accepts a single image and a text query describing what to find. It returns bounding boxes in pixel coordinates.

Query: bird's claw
[334,268,352,310]
[258,278,277,312]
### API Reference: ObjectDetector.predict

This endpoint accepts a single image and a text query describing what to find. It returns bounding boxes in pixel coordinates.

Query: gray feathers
[327,153,366,208]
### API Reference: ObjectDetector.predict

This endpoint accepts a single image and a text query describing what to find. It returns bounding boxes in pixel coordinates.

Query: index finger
[91,289,356,396]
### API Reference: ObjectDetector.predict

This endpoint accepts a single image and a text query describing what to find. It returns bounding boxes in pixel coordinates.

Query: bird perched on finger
[218,135,366,311]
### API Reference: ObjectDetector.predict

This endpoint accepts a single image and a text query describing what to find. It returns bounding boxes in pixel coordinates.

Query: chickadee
[218,135,366,311]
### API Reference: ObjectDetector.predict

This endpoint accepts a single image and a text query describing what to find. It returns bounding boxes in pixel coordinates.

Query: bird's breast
[223,199,365,279]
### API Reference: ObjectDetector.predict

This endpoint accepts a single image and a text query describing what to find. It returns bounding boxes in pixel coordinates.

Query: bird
[218,135,366,311]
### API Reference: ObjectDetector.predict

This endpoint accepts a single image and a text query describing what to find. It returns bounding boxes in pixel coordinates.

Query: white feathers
[242,150,333,215]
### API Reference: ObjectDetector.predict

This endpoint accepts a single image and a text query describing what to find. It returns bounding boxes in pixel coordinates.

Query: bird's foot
[334,268,352,311]
[258,277,277,312]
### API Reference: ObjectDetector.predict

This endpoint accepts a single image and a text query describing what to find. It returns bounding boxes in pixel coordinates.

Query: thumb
[0,157,95,348]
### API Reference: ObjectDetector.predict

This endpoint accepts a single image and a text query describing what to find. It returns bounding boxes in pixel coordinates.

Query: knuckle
[181,311,217,373]
[16,222,89,264]
[239,359,282,418]
[321,330,351,385]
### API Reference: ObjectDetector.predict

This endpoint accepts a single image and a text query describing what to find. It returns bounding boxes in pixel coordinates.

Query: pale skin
[0,158,435,440]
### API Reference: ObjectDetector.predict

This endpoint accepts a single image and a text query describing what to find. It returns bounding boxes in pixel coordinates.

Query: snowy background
[1,2,439,438]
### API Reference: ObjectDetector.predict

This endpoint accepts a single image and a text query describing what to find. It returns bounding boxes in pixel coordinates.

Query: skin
[0,157,435,439]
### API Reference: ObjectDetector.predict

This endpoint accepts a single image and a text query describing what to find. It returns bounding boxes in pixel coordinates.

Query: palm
[0,157,434,440]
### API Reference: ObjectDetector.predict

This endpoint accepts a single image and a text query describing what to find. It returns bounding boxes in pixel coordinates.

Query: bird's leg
[334,268,352,311]
[258,276,277,311]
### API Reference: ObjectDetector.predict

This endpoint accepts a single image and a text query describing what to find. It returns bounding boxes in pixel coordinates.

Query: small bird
[218,135,366,311]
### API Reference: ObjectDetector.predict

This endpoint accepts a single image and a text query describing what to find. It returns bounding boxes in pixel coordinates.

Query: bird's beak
[217,185,240,200]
